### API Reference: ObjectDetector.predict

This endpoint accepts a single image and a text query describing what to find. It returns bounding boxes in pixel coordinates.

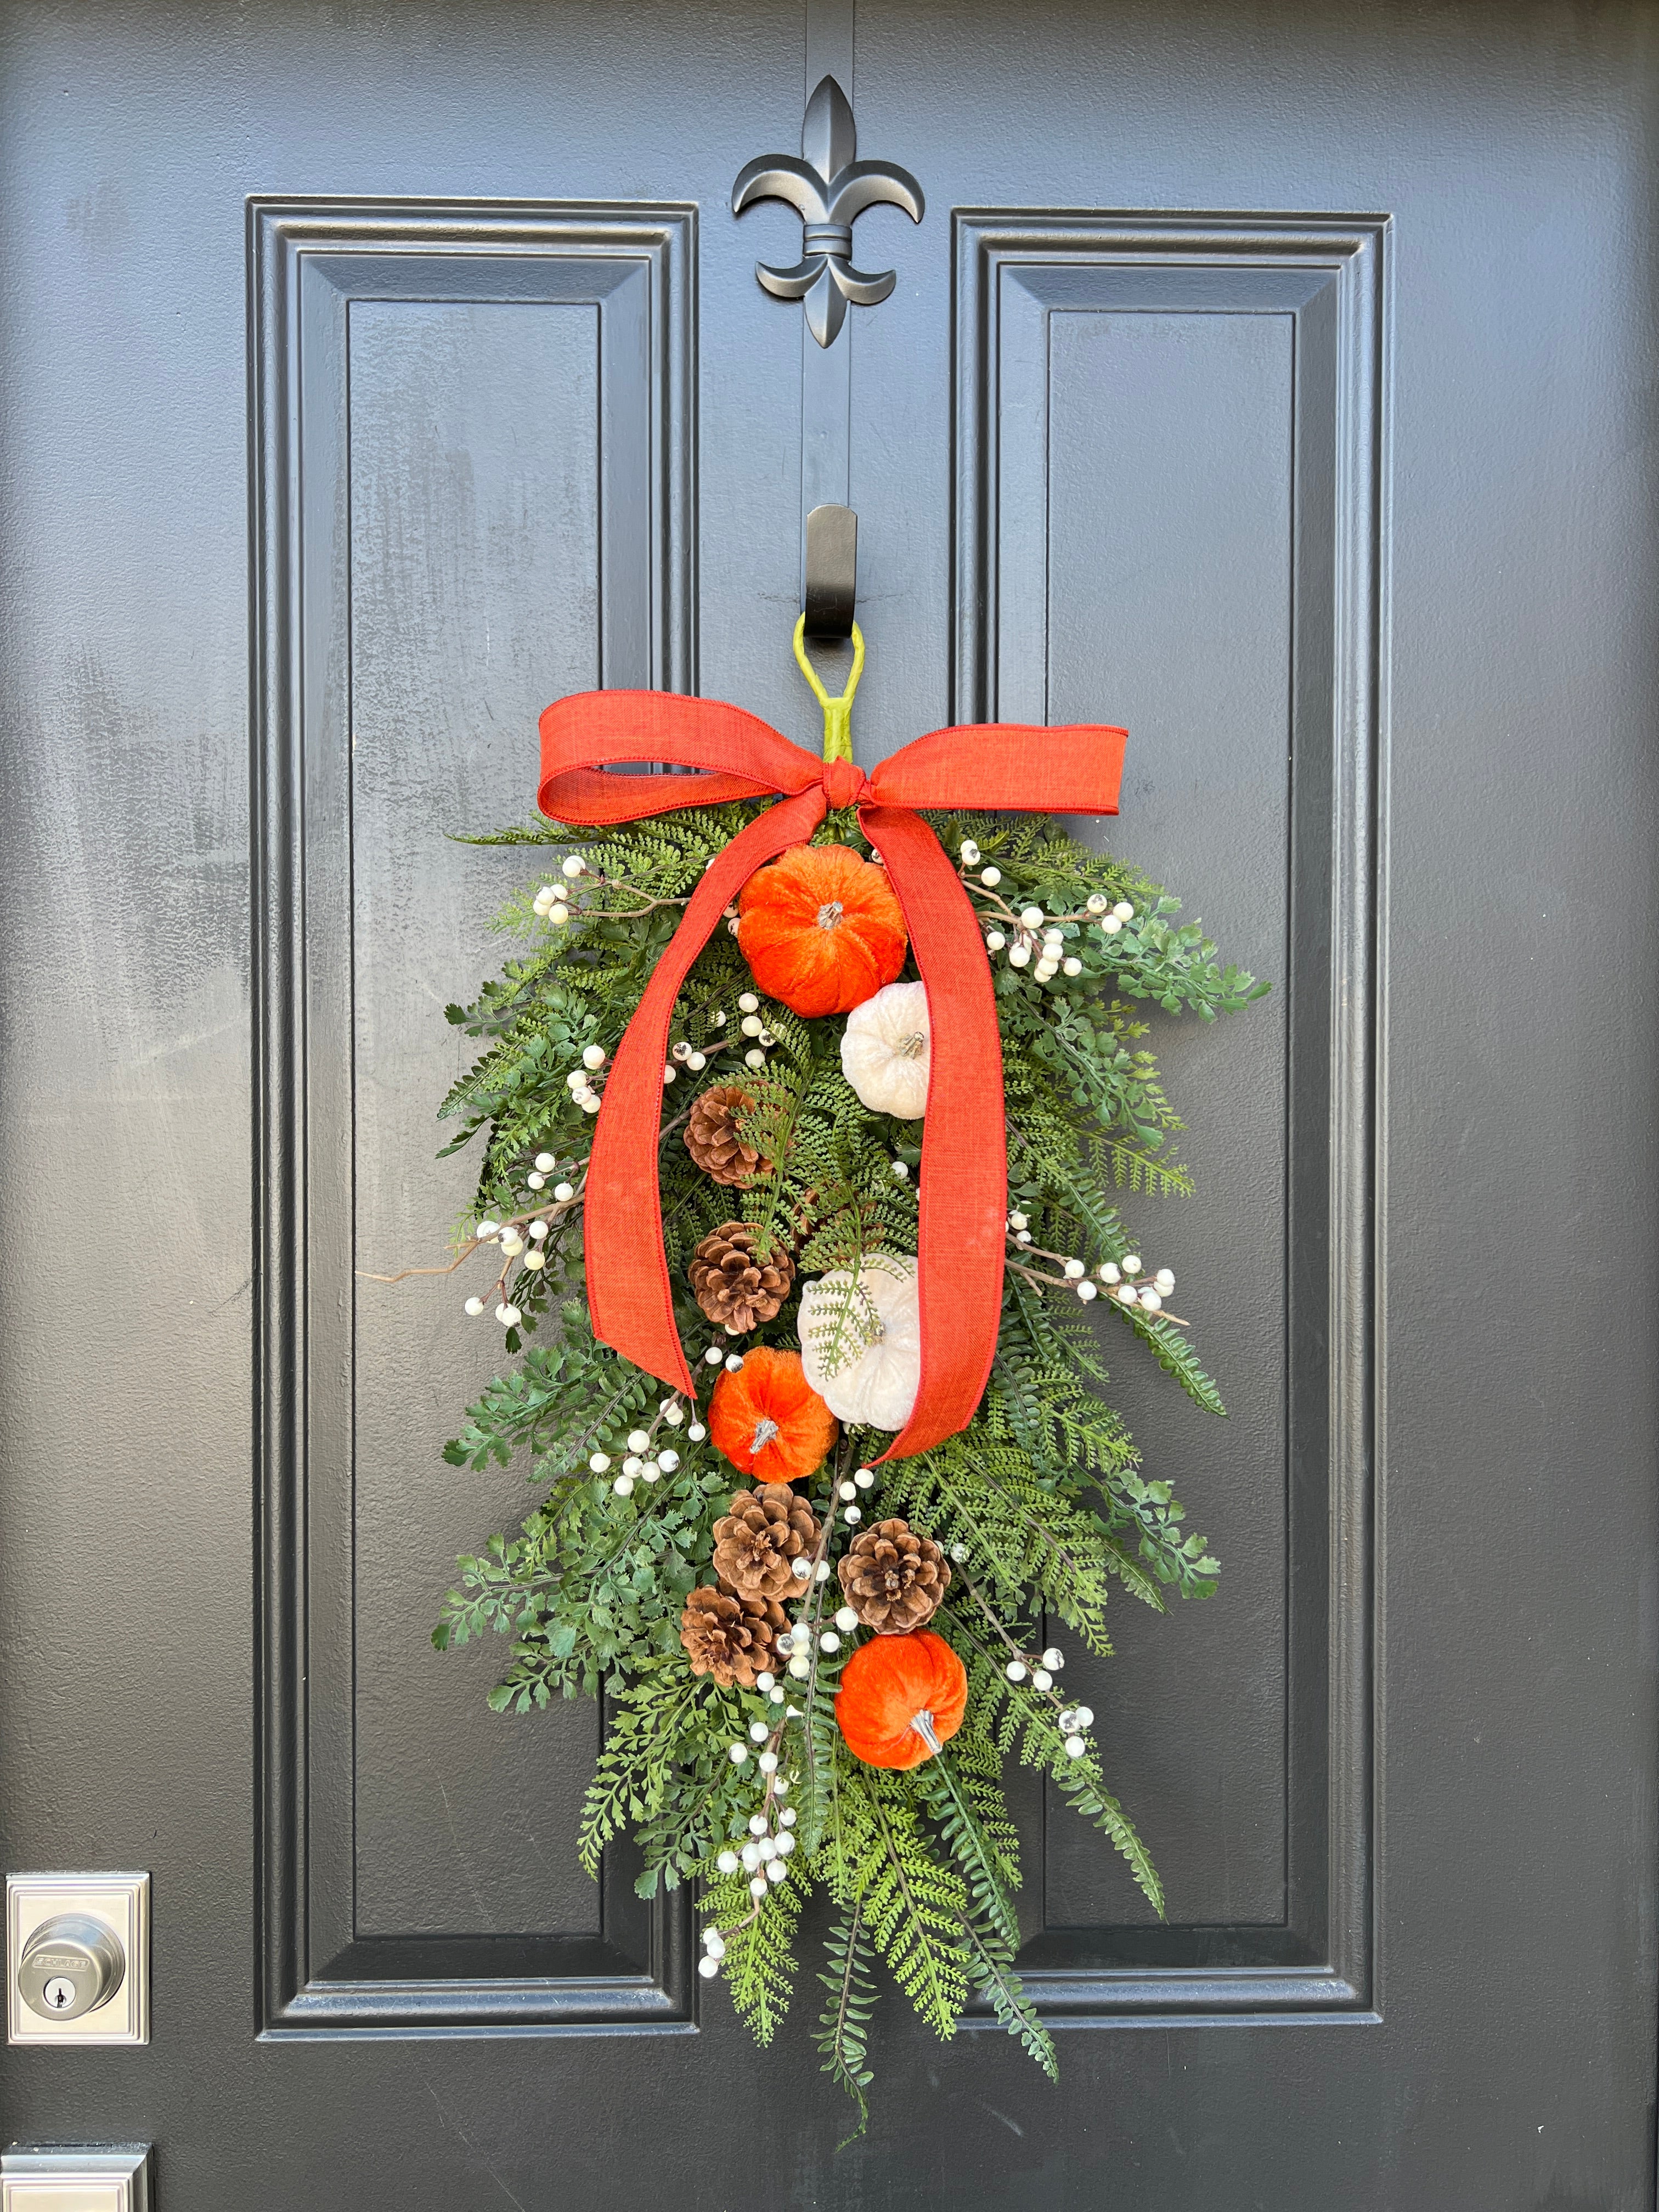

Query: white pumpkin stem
[909,1708,941,1757]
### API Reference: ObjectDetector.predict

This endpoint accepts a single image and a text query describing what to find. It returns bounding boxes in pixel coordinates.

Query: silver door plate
[5,1876,149,2047]
[1,2146,152,2212]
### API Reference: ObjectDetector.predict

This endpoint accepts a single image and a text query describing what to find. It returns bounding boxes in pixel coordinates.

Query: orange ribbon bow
[538,665,1126,1461]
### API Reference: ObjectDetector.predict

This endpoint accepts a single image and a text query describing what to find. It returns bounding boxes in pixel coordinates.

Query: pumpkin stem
[792,614,865,766]
[909,1708,941,1757]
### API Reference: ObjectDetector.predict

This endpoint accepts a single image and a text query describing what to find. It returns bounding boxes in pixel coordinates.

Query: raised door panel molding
[251,201,695,2034]
[953,211,1387,2022]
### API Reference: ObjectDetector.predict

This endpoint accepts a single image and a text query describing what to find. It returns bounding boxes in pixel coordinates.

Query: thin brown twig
[546,865,695,922]
[950,1582,1071,1725]
[958,868,1113,936]
[355,1180,585,1285]
[356,1042,736,1291]
[1005,1245,1188,1327]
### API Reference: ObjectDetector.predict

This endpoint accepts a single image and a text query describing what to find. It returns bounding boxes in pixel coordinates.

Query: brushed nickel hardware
[16,1913,125,2022]
[2,2146,152,2212]
[6,1874,149,2046]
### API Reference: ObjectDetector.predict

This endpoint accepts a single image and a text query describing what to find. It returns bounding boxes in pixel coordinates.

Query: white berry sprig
[701,1445,860,1967]
[729,989,789,1076]
[359,1029,744,1328]
[953,1568,1097,1760]
[954,837,1138,983]
[1002,1214,1184,1323]
[531,849,697,929]
[356,1164,590,1320]
[602,1390,699,1500]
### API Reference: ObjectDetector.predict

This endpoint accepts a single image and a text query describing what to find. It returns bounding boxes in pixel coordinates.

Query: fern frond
[577,1667,699,1877]
[815,1899,878,2141]
[1118,1304,1228,1416]
[916,1754,1021,1951]
[842,1772,968,2039]
[699,1863,808,2047]
[961,1915,1059,2081]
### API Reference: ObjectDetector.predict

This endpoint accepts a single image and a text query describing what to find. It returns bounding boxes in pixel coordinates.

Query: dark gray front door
[2,3,1654,2205]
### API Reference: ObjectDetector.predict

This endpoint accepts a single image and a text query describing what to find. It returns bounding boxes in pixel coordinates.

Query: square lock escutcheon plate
[1,2146,152,2212]
[5,1875,149,2046]
[1,2141,151,2212]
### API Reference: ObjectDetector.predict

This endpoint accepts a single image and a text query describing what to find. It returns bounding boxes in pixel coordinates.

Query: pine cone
[680,1584,787,1688]
[690,1221,795,1332]
[685,1085,771,1188]
[837,1517,951,1634]
[713,1483,821,1600]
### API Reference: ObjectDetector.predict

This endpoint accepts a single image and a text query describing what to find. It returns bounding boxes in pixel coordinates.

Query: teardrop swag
[379,624,1268,2127]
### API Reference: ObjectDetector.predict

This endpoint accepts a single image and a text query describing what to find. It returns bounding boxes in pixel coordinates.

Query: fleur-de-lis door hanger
[732,74,925,347]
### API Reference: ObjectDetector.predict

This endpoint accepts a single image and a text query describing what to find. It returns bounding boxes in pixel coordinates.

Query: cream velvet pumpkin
[798,1255,921,1431]
[839,980,931,1120]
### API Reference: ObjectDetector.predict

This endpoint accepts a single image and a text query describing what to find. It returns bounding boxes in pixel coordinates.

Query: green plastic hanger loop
[793,615,865,764]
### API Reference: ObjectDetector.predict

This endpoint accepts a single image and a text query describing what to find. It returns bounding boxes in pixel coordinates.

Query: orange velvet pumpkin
[737,844,908,1018]
[835,1628,968,1769]
[708,1347,838,1484]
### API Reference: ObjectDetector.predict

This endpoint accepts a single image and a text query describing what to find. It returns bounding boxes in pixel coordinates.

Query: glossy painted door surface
[1,4,1654,2205]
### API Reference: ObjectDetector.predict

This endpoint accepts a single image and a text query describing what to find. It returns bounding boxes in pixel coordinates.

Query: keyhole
[43,1976,75,2010]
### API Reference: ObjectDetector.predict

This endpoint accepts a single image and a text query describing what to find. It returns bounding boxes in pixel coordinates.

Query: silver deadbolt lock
[7,1874,149,2044]
[16,1913,125,2022]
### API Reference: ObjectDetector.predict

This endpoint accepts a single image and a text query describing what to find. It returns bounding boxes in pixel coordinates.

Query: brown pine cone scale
[690,1221,795,1333]
[680,1584,787,1688]
[713,1484,821,1600]
[685,1085,771,1188]
[837,1517,951,1634]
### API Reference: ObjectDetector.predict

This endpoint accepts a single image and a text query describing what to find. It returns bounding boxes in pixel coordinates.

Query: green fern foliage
[401,793,1266,2123]
[816,1900,879,2139]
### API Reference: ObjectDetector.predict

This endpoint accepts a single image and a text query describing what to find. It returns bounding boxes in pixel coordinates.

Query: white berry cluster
[667,1036,710,1081]
[1007,902,1084,984]
[1004,1212,1177,1312]
[461,1203,548,1324]
[830,1465,876,1534]
[460,1146,586,1327]
[1003,1642,1065,1691]
[1092,1255,1176,1313]
[706,1753,802,1951]
[590,1395,703,1499]
[727,990,778,1074]
[667,1006,734,1090]
[522,1149,575,1199]
[565,1041,607,1115]
[957,837,1137,985]
[983,900,1086,983]
[1002,1642,1097,1757]
[531,851,586,926]
[1085,892,1137,937]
